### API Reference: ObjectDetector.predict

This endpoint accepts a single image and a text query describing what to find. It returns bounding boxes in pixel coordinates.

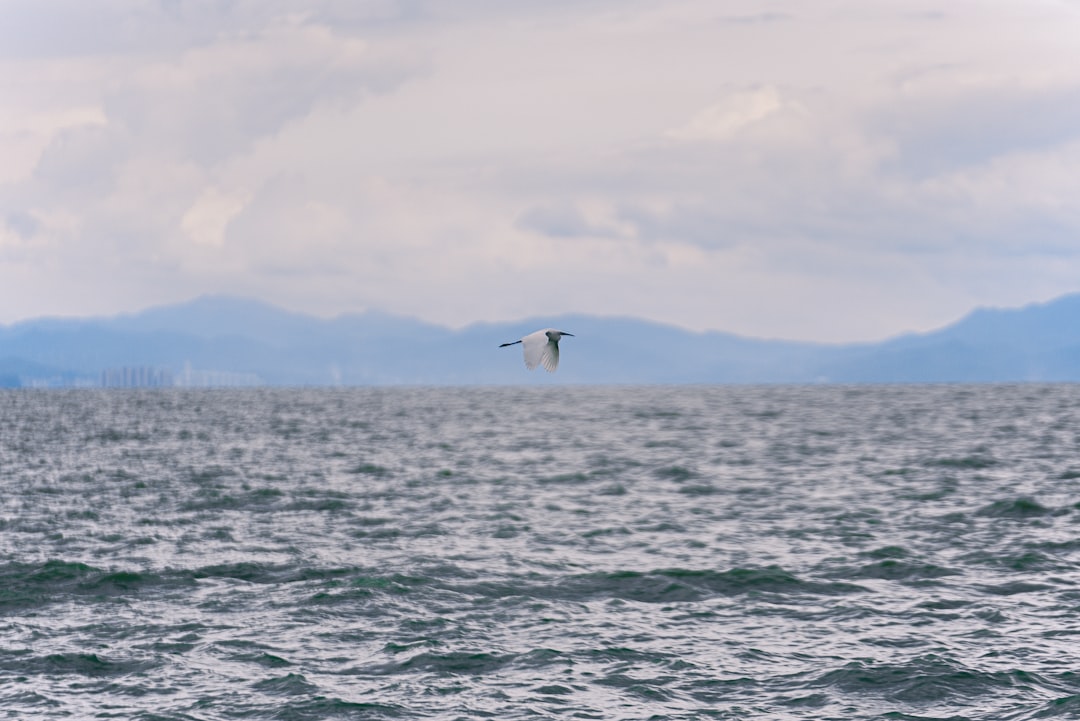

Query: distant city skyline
[3,2,1080,342]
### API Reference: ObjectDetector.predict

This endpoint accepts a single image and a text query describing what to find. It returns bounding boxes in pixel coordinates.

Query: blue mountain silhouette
[1,293,1078,386]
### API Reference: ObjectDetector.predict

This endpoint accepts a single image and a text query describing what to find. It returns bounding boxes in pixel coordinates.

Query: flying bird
[500,329,574,372]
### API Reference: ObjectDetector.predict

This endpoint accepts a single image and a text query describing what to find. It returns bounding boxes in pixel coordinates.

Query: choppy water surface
[1,385,1079,720]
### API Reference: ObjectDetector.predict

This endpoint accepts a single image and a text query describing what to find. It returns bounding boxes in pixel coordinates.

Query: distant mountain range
[1,293,1080,386]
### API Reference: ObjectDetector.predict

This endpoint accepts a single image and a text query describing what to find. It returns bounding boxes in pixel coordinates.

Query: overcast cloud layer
[2,0,1080,342]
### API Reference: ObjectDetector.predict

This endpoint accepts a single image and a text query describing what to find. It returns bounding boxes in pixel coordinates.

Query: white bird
[500,329,574,372]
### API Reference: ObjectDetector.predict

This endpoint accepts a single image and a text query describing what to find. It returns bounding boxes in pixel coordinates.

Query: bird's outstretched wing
[521,331,547,370]
[539,338,559,372]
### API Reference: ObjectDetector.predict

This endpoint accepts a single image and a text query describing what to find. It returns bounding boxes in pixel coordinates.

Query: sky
[2,0,1080,342]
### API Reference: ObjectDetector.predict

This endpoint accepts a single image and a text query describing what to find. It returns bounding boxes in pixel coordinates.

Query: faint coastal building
[175,361,262,387]
[97,364,263,387]
[100,366,174,388]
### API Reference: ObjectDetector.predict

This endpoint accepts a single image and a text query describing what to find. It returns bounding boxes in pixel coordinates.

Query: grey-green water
[1,385,1079,720]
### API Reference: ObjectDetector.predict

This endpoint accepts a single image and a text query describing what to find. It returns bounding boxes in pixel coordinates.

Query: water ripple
[2,385,1079,719]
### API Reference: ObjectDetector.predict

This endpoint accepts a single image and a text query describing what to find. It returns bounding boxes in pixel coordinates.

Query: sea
[1,385,1079,720]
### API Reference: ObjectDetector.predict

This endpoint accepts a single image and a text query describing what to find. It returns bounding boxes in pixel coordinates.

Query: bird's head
[546,330,574,342]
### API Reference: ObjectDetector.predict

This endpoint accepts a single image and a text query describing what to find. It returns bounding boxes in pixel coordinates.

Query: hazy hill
[0,293,1078,386]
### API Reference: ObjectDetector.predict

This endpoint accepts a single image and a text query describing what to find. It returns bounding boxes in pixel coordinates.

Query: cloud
[3,0,1080,342]
[0,1,419,60]
[874,80,1080,179]
[222,174,352,271]
[31,124,125,197]
[181,186,253,248]
[0,5,431,317]
[515,202,623,239]
[665,86,792,142]
[4,210,39,240]
[102,18,422,165]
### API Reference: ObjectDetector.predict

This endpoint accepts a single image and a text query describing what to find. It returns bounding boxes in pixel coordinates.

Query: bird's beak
[563,332,575,337]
